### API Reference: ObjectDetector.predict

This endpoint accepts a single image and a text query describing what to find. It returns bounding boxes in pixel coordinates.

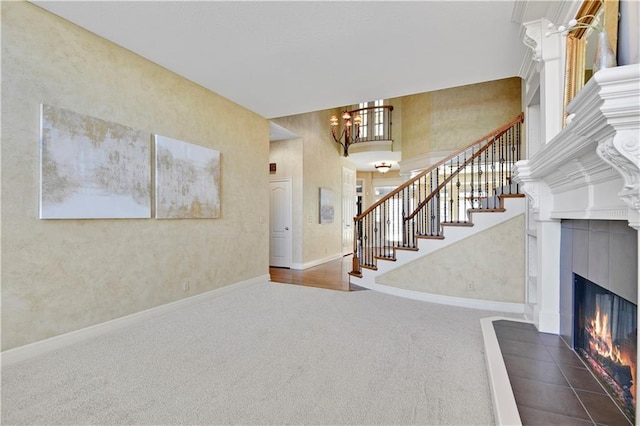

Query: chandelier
[375,162,392,174]
[330,111,362,157]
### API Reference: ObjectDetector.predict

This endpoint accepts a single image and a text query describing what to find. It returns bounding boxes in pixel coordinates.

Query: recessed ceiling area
[269,122,299,142]
[347,150,402,174]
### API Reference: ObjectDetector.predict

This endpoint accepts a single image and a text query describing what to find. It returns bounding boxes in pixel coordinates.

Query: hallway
[269,255,355,291]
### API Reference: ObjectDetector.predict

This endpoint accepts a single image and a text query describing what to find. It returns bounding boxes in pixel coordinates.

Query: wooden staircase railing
[350,113,524,277]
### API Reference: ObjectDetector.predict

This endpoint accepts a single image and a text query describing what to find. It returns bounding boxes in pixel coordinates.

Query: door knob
[285,227,289,230]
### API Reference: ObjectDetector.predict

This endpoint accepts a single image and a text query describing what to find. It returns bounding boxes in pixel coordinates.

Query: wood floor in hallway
[269,255,359,292]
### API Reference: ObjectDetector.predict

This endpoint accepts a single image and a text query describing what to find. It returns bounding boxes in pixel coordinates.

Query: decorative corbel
[522,21,543,62]
[522,181,540,214]
[512,160,540,213]
[596,131,640,229]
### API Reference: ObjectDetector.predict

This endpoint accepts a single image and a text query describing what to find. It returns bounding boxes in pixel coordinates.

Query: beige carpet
[2,281,510,425]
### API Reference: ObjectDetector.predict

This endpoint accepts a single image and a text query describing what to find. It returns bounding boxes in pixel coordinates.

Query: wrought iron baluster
[511,124,516,193]
[516,122,521,192]
[363,216,368,267]
[398,191,402,248]
[470,146,475,209]
[499,133,504,196]
[453,158,457,222]
[403,187,409,247]
[370,214,374,266]
[386,196,389,255]
[486,142,490,207]
[463,151,468,221]
[362,216,366,267]
[491,138,496,197]
[380,204,384,259]
[371,210,376,263]
[455,156,461,222]
[392,192,396,248]
[405,188,409,246]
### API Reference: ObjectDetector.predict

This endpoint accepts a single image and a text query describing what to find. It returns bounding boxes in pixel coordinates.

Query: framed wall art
[154,134,221,219]
[39,104,151,219]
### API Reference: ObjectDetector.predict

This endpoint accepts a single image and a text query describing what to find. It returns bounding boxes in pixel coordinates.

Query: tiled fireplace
[559,219,638,422]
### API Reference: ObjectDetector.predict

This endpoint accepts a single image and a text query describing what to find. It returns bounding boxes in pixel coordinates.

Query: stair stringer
[349,197,526,313]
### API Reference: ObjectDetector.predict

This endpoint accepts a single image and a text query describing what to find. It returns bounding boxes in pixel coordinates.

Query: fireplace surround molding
[513,64,640,229]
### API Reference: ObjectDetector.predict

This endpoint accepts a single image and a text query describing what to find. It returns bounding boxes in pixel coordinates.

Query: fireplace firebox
[574,274,637,423]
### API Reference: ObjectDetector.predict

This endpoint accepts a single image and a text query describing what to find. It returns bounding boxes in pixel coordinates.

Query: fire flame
[587,309,617,361]
[585,306,636,402]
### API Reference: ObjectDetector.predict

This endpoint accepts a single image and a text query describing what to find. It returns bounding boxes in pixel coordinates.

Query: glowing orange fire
[585,306,636,402]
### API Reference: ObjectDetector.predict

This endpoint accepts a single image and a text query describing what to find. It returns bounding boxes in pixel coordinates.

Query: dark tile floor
[493,320,633,425]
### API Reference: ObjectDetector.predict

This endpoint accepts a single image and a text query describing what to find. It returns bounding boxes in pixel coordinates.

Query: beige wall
[400,77,522,160]
[1,2,270,350]
[377,215,525,303]
[387,97,403,154]
[272,109,356,266]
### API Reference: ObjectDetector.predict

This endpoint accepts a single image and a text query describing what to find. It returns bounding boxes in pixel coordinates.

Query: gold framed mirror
[564,0,619,112]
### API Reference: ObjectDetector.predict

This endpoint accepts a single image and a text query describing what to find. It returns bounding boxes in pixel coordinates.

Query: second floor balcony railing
[330,105,393,156]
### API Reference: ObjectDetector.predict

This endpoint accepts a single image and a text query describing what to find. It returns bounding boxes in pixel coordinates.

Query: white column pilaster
[518,20,565,333]
[535,218,561,333]
[523,19,565,144]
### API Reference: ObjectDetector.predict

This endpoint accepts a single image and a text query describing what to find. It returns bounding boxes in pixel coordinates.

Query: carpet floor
[2,281,512,425]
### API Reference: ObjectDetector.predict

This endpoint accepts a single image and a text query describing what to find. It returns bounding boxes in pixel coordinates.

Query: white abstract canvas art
[40,104,151,219]
[155,135,221,219]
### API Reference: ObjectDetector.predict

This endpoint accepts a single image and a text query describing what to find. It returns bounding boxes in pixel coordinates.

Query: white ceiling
[31,0,568,171]
[31,1,555,120]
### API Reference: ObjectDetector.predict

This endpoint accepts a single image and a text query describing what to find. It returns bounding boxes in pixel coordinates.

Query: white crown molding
[513,64,640,228]
[511,0,578,27]
[511,0,527,24]
[550,0,583,28]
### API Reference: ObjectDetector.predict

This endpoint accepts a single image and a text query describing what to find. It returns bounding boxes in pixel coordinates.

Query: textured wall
[401,77,522,159]
[1,2,270,350]
[377,215,525,303]
[401,92,434,160]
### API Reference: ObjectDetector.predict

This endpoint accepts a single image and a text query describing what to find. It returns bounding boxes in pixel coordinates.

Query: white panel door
[270,179,292,268]
[342,167,356,255]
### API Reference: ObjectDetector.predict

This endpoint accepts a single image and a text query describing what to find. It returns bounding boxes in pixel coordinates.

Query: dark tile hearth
[493,320,633,426]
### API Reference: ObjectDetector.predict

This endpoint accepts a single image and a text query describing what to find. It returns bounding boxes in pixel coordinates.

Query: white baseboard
[481,316,530,426]
[352,282,526,314]
[1,274,269,368]
[291,252,344,270]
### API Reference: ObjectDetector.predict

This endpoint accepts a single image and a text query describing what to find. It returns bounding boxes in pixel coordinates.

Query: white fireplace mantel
[513,64,640,229]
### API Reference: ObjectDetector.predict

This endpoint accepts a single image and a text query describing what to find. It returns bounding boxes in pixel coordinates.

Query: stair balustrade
[350,113,524,277]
